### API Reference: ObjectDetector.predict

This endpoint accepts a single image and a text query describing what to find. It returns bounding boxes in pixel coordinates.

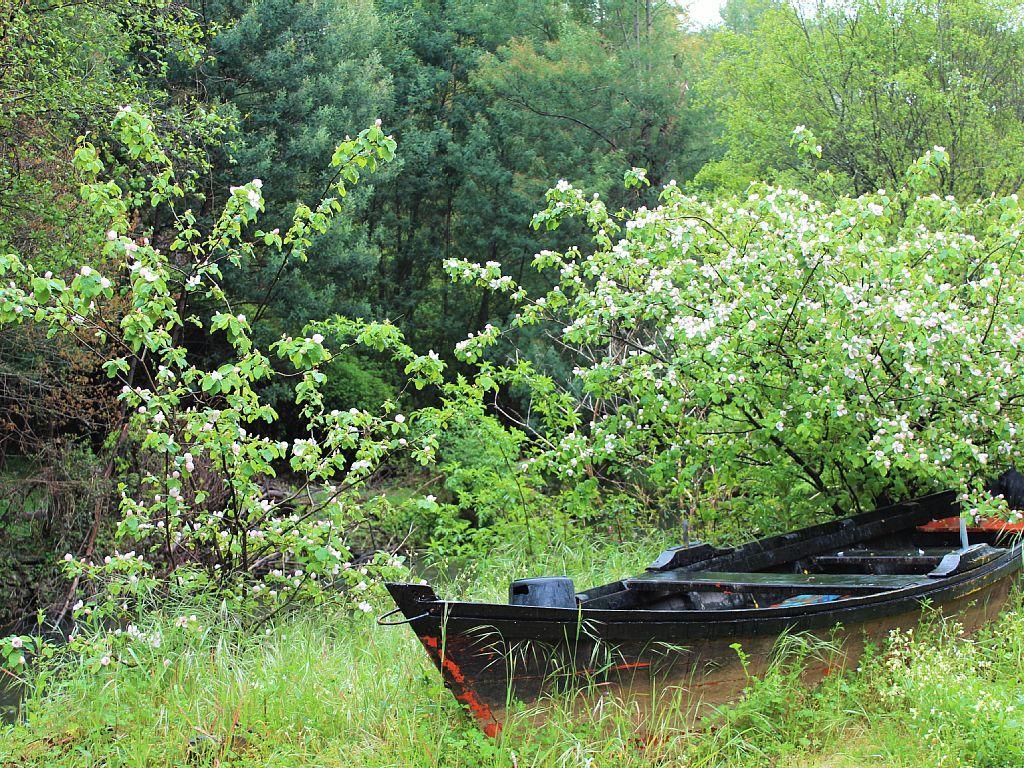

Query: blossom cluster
[451,148,1024,520]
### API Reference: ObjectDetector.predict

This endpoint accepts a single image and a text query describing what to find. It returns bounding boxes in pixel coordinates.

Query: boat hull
[386,543,1021,736]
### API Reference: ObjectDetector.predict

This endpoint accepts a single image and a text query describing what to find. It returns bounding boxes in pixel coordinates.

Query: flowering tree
[0,108,448,630]
[448,132,1024,528]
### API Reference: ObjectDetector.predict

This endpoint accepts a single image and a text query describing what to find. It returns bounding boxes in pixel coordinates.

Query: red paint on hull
[419,634,502,737]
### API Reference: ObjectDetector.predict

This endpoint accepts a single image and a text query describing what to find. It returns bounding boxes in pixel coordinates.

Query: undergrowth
[2,542,1023,768]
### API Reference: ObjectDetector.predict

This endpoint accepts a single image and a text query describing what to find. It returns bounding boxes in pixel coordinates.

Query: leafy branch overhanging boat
[382,474,1024,737]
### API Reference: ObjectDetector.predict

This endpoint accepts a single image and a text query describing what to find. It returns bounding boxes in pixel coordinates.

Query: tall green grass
[2,540,1024,767]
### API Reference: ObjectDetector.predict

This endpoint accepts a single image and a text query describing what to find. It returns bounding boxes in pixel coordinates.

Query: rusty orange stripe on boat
[419,634,502,737]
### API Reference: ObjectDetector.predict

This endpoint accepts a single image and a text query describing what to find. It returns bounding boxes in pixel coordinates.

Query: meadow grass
[2,539,1024,767]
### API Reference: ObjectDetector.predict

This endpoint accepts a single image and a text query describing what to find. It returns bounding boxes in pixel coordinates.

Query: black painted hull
[385,492,1023,736]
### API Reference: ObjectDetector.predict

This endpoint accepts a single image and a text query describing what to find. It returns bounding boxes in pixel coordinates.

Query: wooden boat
[382,481,1024,737]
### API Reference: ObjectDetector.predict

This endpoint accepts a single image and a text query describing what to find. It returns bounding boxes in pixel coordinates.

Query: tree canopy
[698,0,1024,196]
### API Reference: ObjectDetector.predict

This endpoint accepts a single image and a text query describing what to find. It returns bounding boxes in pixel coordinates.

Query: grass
[2,538,1024,767]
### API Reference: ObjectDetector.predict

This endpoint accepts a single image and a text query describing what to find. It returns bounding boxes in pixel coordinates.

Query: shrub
[317,352,397,414]
[448,133,1024,526]
[0,108,437,629]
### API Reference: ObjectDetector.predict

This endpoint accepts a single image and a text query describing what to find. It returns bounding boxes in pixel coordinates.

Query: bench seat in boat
[624,570,930,594]
[808,548,949,570]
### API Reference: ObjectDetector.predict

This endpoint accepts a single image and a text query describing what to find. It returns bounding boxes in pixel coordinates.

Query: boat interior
[562,523,1020,613]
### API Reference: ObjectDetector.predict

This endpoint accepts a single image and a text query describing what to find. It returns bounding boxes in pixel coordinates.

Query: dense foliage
[0,111,433,627]
[0,0,218,448]
[0,0,226,624]
[700,0,1024,196]
[6,0,1024,763]
[3,0,1024,687]
[451,135,1024,530]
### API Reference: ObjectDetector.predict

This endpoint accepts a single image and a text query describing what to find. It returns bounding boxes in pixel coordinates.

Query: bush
[0,108,431,630]
[448,135,1024,527]
[317,352,397,414]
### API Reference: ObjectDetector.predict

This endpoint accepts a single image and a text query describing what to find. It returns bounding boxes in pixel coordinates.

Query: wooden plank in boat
[624,570,929,594]
[810,549,948,569]
[826,548,952,557]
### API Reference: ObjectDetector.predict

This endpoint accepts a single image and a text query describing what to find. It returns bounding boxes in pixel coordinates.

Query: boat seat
[624,570,929,595]
[813,544,1006,577]
[809,548,949,570]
